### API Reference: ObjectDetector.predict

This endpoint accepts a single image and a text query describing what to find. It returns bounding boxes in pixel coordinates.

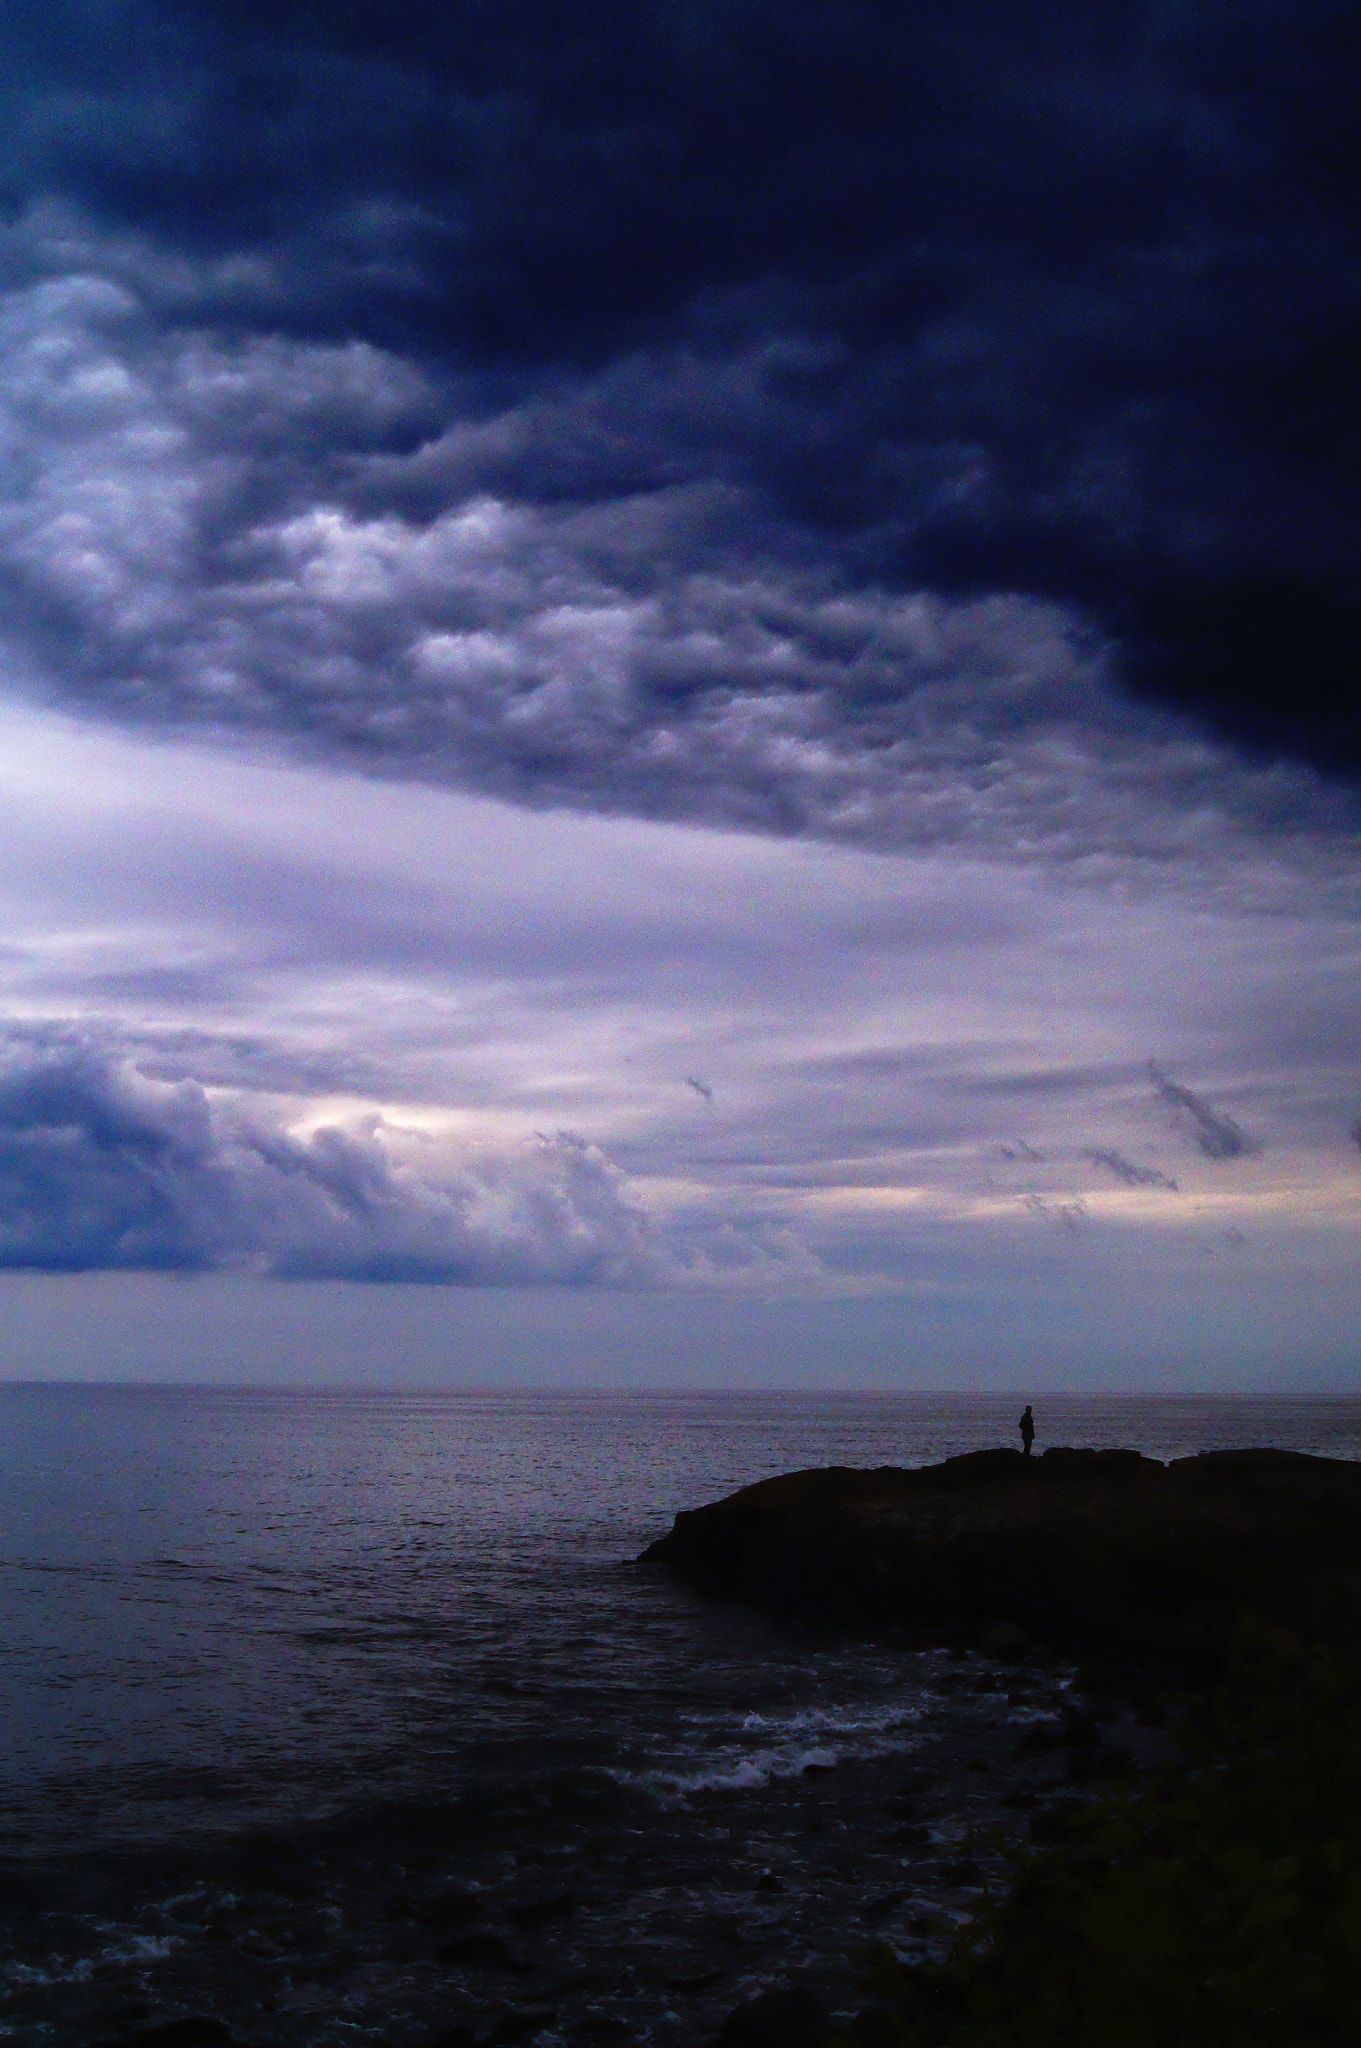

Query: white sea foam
[741,1702,922,1737]
[616,1686,931,1807]
[620,1741,845,1802]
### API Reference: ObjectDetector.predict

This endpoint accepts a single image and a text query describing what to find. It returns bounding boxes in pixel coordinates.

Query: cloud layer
[0,9,1357,1374]
[0,707,1355,1311]
[0,1035,659,1283]
[0,0,1357,866]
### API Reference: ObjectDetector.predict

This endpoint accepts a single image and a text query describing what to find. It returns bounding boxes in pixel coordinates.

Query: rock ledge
[639,1446,1361,1671]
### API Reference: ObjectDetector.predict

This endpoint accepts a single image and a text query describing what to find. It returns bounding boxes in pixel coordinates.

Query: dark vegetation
[845,1648,1361,2048]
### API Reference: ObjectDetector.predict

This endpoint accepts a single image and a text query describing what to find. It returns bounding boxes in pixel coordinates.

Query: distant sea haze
[1,1388,1358,2043]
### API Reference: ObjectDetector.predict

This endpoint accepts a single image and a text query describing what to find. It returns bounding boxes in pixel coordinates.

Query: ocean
[2,1387,1359,2046]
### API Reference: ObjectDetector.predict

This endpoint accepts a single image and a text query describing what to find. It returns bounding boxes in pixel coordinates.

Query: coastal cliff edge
[639,1445,1361,1673]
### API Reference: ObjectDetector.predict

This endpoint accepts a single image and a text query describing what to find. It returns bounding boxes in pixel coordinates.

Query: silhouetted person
[1019,1404,1036,1458]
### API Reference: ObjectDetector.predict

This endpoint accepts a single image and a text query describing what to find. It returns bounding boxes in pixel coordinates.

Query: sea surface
[2,1388,1360,2047]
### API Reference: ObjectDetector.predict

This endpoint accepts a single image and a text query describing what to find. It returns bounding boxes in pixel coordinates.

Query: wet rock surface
[639,1446,1361,1675]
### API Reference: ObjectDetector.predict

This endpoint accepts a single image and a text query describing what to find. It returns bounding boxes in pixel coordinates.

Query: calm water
[1,1388,1359,2045]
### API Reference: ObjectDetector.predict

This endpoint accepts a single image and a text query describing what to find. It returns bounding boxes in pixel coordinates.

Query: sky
[0,1,1357,1389]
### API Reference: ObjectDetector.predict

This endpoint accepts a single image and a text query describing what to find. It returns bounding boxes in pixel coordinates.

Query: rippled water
[2,1387,1359,2045]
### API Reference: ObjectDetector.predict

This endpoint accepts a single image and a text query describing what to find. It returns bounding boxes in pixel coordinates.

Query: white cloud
[0,1033,667,1284]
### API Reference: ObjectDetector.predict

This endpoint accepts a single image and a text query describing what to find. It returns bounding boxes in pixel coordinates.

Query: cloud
[1022,1192,1087,1234]
[1084,1147,1178,1191]
[0,0,1356,871]
[0,694,1354,1327]
[0,1030,842,1290]
[0,1035,661,1283]
[0,257,1349,898]
[1148,1063,1257,1161]
[0,273,1238,875]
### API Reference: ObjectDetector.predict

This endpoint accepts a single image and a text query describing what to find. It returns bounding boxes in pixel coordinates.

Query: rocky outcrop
[639,1447,1361,1673]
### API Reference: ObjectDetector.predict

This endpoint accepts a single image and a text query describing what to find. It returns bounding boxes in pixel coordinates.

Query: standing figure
[1019,1404,1036,1458]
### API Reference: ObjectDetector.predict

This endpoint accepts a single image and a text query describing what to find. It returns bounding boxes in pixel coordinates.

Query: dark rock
[94,2022,237,2048]
[437,1931,513,1967]
[237,1934,283,1961]
[721,1986,832,2048]
[1015,1721,1064,1753]
[666,1966,727,1993]
[411,1887,489,1926]
[490,2005,557,2042]
[847,2007,904,2048]
[506,1891,575,1930]
[1061,1706,1103,1747]
[1068,1744,1136,1783]
[1029,1797,1089,1844]
[638,1447,1361,1675]
[84,1999,153,2036]
[860,1889,906,1922]
[698,1911,752,1946]
[755,1872,785,1894]
[641,1952,730,1991]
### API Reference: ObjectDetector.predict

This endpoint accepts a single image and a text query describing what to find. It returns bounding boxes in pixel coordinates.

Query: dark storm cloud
[1148,1062,1256,1161]
[1022,1192,1087,1234]
[0,1033,659,1282]
[1084,1146,1178,1191]
[0,0,1358,834]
